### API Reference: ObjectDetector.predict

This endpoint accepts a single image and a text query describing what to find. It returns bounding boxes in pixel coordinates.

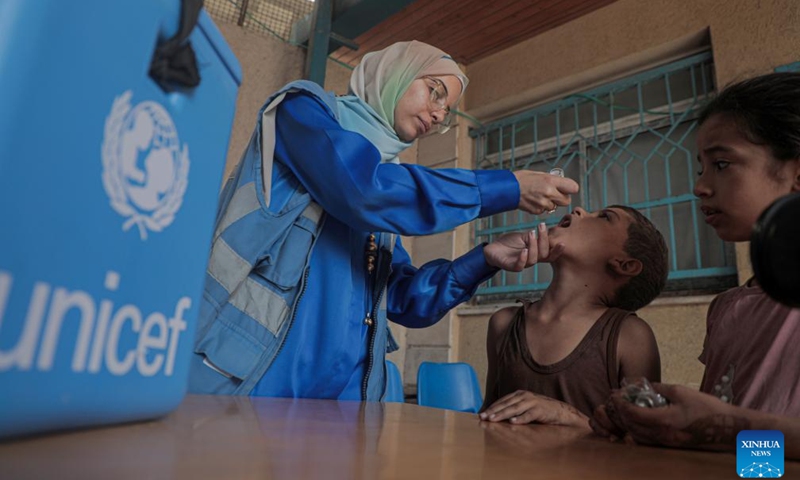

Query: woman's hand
[480,390,590,430]
[591,383,746,452]
[513,170,579,215]
[483,224,565,271]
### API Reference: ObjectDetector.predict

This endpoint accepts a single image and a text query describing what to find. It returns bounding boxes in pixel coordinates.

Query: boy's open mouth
[558,215,572,228]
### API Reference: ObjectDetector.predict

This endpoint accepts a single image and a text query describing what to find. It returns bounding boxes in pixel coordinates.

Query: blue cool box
[0,1,241,437]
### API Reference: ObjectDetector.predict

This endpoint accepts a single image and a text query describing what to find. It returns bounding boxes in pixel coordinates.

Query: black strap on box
[149,0,203,91]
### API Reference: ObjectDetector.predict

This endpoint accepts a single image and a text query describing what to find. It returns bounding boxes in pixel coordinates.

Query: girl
[592,72,800,454]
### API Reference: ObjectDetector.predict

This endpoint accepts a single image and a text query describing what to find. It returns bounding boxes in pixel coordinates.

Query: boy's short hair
[608,205,668,311]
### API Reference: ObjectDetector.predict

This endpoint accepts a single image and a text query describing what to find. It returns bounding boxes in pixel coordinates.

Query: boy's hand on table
[484,225,565,272]
[591,383,743,451]
[479,390,590,430]
[480,419,591,454]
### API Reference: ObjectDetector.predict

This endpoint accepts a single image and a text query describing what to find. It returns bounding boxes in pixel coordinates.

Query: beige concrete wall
[217,24,304,178]
[217,23,354,178]
[466,0,800,118]
[453,0,800,393]
[324,61,353,95]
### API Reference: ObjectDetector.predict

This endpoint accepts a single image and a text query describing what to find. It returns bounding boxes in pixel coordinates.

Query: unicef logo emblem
[102,91,190,240]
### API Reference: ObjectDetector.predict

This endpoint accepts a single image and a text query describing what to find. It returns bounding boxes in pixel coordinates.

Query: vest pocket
[189,352,242,395]
[257,215,316,289]
[192,318,265,393]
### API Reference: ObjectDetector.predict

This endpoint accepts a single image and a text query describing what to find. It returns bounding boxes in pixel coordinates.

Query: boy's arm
[479,307,516,413]
[617,314,661,383]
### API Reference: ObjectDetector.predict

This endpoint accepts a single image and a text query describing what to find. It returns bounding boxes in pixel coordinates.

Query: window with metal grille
[205,0,315,43]
[471,52,738,302]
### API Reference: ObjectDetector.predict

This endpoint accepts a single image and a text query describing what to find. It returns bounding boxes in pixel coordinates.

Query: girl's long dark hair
[699,72,800,162]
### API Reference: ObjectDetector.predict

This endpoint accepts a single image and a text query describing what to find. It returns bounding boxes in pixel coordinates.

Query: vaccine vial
[547,168,564,213]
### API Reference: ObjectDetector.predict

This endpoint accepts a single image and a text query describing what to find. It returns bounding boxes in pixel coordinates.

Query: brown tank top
[491,301,632,417]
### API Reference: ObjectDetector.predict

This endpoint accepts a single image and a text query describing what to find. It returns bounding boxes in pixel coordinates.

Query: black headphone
[750,192,800,307]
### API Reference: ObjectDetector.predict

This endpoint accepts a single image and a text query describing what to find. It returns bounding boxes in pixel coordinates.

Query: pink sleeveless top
[699,283,800,416]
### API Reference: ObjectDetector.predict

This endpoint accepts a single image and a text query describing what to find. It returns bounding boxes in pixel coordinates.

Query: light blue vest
[188,81,394,398]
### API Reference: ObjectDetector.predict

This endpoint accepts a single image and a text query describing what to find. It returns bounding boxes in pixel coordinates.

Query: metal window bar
[205,0,316,43]
[776,61,800,73]
[472,52,738,299]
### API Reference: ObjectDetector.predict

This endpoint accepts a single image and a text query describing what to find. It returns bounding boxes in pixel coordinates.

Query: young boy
[479,205,668,429]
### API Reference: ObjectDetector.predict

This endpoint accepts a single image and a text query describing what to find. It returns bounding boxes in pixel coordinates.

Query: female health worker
[188,41,579,401]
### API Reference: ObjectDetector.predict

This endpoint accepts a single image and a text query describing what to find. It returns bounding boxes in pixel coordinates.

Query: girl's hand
[591,383,745,451]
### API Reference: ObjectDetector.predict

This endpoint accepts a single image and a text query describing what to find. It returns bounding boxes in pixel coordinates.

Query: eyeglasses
[422,76,453,134]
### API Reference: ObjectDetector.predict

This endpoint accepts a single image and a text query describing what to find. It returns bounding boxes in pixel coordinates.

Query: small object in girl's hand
[547,168,565,213]
[621,377,669,408]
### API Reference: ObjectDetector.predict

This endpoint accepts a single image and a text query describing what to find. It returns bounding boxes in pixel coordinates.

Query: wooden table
[0,394,795,479]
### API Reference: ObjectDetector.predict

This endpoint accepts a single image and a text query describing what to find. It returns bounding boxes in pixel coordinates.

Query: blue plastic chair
[416,362,483,413]
[384,360,404,402]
